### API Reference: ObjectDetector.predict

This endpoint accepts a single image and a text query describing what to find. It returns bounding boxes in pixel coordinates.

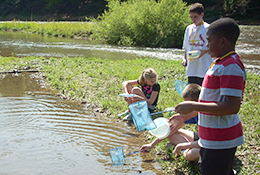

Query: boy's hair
[138,68,158,86]
[182,83,201,101]
[189,3,204,15]
[207,17,240,45]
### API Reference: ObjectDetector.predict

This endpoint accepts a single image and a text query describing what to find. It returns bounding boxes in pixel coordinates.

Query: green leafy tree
[91,0,191,48]
[223,0,251,15]
[0,0,108,20]
[0,0,18,16]
[43,0,108,16]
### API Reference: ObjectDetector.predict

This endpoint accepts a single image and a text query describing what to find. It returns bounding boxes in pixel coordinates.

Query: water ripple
[0,75,161,174]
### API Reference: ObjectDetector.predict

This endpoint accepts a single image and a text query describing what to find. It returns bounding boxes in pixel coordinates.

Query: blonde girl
[119,68,160,120]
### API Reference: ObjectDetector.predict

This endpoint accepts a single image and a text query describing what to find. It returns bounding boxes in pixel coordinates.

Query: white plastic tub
[149,117,170,139]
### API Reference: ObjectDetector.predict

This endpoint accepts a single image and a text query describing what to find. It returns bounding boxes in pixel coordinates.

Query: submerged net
[109,146,125,165]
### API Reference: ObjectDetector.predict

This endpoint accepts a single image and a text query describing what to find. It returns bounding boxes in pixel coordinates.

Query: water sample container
[188,50,201,61]
[149,117,170,139]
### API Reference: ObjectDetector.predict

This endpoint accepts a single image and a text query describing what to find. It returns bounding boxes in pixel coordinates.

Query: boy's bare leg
[167,131,190,145]
[178,128,196,142]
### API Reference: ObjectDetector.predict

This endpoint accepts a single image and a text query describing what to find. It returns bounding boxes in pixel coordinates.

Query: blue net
[129,101,157,131]
[109,146,125,165]
[175,79,188,96]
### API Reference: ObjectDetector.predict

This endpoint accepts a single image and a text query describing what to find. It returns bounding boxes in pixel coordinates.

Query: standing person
[119,68,160,121]
[140,84,201,162]
[173,18,246,175]
[182,3,213,86]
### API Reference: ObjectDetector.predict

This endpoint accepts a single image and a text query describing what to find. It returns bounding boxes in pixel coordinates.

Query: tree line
[0,0,107,21]
[0,0,259,23]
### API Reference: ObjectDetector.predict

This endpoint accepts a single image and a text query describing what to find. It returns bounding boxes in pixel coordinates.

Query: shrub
[91,0,191,48]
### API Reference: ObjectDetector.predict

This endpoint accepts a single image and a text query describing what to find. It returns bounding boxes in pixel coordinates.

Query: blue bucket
[129,101,157,131]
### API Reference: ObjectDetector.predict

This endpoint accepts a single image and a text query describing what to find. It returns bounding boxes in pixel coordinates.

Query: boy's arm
[140,138,162,152]
[176,141,200,150]
[172,141,200,157]
[175,96,241,115]
[182,49,187,67]
[169,111,198,134]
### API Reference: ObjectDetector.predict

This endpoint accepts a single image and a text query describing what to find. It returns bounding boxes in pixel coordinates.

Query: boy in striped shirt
[172,18,246,175]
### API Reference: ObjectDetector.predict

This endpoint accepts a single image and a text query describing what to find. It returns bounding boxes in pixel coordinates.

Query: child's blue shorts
[184,116,198,124]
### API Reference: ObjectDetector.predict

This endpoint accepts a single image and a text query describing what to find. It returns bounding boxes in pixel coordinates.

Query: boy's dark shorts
[200,147,237,175]
[188,77,204,86]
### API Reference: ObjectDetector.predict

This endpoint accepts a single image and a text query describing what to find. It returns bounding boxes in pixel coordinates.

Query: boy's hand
[168,114,186,134]
[182,58,187,67]
[172,144,183,157]
[140,144,153,152]
[175,101,196,114]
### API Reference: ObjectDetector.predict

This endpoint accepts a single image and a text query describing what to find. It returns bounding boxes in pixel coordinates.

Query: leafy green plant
[91,0,191,48]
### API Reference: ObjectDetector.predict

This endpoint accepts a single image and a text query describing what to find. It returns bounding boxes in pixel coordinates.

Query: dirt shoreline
[28,71,110,119]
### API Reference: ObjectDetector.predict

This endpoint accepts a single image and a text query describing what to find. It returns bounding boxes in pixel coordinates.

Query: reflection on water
[236,25,260,74]
[0,30,183,60]
[0,25,259,74]
[0,73,164,175]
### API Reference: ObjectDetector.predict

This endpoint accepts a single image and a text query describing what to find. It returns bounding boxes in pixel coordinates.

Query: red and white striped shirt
[198,53,246,149]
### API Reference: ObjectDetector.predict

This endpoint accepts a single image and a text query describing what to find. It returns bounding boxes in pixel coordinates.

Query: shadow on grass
[170,160,201,175]
[233,156,243,174]
[163,152,242,175]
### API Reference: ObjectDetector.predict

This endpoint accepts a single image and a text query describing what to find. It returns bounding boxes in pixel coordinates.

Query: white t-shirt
[183,22,213,78]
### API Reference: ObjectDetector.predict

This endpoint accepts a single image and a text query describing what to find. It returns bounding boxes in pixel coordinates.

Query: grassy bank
[0,21,94,38]
[0,56,259,174]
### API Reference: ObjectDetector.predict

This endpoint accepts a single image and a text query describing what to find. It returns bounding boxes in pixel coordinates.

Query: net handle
[150,108,175,116]
[124,150,150,157]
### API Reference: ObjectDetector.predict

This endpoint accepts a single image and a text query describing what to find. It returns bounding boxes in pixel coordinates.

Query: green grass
[0,56,259,174]
[0,21,94,38]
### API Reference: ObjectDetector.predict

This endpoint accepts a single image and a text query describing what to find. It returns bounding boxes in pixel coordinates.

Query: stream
[0,25,259,174]
[0,25,259,74]
[0,73,164,175]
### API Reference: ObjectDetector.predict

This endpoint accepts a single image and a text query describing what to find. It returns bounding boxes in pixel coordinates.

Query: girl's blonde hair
[138,68,158,86]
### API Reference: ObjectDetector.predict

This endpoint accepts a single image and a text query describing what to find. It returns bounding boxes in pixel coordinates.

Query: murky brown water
[0,73,165,175]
